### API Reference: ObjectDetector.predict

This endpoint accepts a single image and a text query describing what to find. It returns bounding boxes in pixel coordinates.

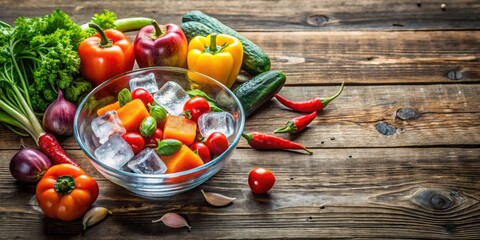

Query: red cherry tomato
[205,132,229,156]
[183,97,211,122]
[145,128,163,148]
[248,167,276,194]
[122,132,145,154]
[131,88,154,107]
[190,142,212,163]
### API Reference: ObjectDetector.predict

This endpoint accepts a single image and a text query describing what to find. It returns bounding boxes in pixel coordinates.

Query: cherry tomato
[145,128,163,148]
[131,88,154,107]
[248,167,276,194]
[122,132,145,154]
[183,97,211,122]
[205,132,229,156]
[190,142,212,163]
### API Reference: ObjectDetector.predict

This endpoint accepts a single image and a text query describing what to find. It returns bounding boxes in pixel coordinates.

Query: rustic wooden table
[1,0,479,239]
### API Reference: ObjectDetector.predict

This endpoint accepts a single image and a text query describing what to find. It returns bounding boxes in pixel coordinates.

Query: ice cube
[91,110,126,144]
[198,111,235,138]
[129,73,158,93]
[153,81,190,116]
[127,148,167,174]
[94,134,134,170]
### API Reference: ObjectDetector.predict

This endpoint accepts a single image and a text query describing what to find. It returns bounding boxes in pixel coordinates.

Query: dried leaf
[152,212,191,230]
[201,189,236,207]
[82,207,112,230]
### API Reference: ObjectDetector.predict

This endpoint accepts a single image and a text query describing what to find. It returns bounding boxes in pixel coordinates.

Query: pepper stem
[274,121,297,134]
[321,82,345,108]
[89,23,113,48]
[209,33,218,52]
[151,20,164,38]
[54,175,76,195]
[241,132,252,143]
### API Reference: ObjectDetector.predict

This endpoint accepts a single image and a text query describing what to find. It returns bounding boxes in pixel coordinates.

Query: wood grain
[1,148,479,239]
[1,0,480,239]
[1,0,480,31]
[1,84,478,150]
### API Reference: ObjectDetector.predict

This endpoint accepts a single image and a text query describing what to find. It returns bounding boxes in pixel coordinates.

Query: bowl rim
[73,66,246,179]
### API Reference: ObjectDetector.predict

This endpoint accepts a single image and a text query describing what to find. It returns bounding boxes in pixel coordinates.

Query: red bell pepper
[134,20,188,68]
[78,23,135,86]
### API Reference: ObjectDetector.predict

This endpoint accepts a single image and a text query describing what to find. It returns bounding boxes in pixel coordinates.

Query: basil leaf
[156,139,183,156]
[139,116,157,137]
[148,104,167,123]
[186,89,216,103]
[118,88,132,107]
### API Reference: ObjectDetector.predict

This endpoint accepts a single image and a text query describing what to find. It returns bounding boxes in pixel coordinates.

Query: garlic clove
[152,212,191,230]
[201,189,236,207]
[82,207,112,230]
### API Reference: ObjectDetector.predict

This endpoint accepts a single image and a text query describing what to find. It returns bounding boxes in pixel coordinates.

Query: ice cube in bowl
[73,67,245,197]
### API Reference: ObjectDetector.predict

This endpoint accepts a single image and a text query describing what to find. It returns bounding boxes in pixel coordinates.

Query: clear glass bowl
[73,67,245,197]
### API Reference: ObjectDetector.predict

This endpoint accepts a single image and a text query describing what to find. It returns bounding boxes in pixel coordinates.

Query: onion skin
[42,90,77,136]
[9,144,52,183]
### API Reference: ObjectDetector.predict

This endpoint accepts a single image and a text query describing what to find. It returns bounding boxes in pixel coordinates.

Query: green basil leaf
[148,104,167,123]
[209,101,223,112]
[156,139,182,156]
[186,89,216,103]
[139,116,157,137]
[118,88,132,107]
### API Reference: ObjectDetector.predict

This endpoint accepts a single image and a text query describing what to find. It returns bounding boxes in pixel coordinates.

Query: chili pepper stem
[151,20,165,38]
[241,132,252,143]
[89,23,113,48]
[321,82,345,108]
[273,121,296,133]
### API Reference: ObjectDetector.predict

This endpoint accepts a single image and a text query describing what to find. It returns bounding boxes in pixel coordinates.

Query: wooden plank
[255,31,480,84]
[122,30,480,84]
[1,0,480,31]
[1,84,478,150]
[1,147,479,239]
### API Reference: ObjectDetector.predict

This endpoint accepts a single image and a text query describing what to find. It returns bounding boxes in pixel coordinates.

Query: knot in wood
[430,194,452,210]
[375,121,396,135]
[306,14,329,26]
[447,70,463,80]
[396,108,420,120]
[411,189,456,211]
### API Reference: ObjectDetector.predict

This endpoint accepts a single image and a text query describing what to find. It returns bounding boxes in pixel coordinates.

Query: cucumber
[233,70,286,117]
[180,21,212,43]
[182,10,271,75]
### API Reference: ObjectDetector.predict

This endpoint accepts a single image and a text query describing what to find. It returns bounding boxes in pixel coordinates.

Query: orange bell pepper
[36,164,99,221]
[78,23,135,87]
[187,33,243,88]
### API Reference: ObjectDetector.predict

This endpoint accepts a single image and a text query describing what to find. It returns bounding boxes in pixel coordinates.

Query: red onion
[42,90,77,136]
[10,142,52,182]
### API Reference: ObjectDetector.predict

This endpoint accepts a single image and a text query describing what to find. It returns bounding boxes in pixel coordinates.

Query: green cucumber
[233,70,286,117]
[182,10,271,75]
[180,21,212,43]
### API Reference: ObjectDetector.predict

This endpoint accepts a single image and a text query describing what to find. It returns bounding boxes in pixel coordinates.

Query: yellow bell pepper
[187,33,243,88]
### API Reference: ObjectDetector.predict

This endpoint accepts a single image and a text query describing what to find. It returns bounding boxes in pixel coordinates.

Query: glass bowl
[73,67,245,197]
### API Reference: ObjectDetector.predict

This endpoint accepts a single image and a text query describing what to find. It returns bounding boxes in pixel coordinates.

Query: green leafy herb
[186,89,216,103]
[0,9,95,140]
[139,116,157,137]
[156,139,182,156]
[118,88,132,107]
[148,104,167,123]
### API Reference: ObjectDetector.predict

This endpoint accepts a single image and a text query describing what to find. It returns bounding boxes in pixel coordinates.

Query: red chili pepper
[274,111,317,134]
[242,132,312,154]
[38,133,79,167]
[274,82,345,113]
